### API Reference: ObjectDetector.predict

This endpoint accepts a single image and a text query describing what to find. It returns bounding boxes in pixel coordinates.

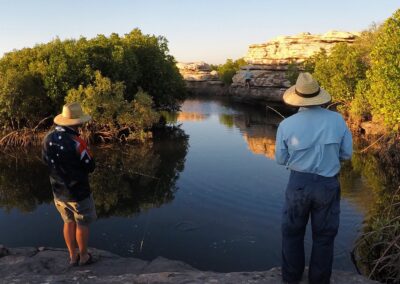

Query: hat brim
[283,85,331,107]
[53,114,92,126]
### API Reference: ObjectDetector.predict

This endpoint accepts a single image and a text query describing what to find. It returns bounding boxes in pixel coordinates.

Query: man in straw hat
[275,73,352,284]
[42,102,96,266]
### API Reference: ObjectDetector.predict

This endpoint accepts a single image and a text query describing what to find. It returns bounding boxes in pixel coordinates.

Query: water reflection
[92,128,188,217]
[0,127,189,217]
[177,112,208,122]
[0,152,52,212]
[0,98,389,273]
[232,117,276,160]
[174,98,278,160]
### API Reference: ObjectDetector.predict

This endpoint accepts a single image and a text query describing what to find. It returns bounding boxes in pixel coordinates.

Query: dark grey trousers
[281,171,340,284]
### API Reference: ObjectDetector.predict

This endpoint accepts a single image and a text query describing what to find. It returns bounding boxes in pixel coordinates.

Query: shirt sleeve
[339,121,353,160]
[275,124,289,165]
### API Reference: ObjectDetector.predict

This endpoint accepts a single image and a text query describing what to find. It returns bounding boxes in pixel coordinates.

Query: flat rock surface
[0,247,378,283]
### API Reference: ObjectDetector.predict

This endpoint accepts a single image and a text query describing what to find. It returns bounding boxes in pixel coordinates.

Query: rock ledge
[0,246,377,283]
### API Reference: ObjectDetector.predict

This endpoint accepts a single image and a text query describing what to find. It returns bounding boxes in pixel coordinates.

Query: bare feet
[69,251,80,266]
[79,252,93,266]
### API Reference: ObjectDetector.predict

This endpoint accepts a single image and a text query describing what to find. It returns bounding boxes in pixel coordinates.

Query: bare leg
[63,222,78,262]
[76,224,90,263]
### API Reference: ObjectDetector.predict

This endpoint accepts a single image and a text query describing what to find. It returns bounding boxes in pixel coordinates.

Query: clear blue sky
[0,0,398,64]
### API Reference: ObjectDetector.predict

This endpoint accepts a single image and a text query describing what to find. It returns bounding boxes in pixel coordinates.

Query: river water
[0,98,376,272]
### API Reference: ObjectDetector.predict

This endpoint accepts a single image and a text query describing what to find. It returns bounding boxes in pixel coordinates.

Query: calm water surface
[0,98,375,272]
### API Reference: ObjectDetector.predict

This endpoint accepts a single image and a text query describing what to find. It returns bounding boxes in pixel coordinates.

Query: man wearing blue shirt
[244,67,253,88]
[275,73,352,284]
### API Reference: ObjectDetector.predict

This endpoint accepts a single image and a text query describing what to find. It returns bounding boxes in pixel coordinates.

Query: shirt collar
[55,125,79,136]
[298,106,322,112]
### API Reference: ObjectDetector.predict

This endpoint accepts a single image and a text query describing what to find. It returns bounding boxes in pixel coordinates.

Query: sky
[0,0,398,64]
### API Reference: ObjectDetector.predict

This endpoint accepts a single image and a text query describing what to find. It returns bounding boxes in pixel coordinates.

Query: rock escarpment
[230,31,359,103]
[177,62,228,96]
[0,246,377,283]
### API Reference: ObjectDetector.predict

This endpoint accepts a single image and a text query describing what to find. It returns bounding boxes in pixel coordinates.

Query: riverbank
[0,246,377,283]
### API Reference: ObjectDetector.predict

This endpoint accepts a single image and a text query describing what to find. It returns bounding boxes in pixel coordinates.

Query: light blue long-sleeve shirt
[275,106,352,177]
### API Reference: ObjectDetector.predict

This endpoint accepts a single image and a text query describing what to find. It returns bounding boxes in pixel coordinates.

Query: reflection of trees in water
[351,142,400,282]
[0,127,188,218]
[0,151,52,212]
[91,127,188,218]
[339,156,377,215]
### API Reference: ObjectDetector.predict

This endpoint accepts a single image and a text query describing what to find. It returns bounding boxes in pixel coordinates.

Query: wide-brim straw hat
[283,72,331,107]
[54,102,91,126]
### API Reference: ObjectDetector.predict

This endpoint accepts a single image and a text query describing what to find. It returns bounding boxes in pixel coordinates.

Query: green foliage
[123,29,186,107]
[217,58,247,85]
[350,79,372,120]
[0,69,52,129]
[66,71,127,125]
[362,10,400,131]
[66,72,159,141]
[312,44,368,110]
[286,61,301,85]
[285,51,324,85]
[0,29,186,129]
[209,64,219,71]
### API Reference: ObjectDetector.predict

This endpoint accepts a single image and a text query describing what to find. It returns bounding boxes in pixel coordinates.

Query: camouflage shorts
[54,194,97,226]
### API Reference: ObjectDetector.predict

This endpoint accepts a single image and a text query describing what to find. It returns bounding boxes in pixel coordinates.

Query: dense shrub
[313,43,368,110]
[361,10,400,131]
[0,29,186,130]
[0,69,52,129]
[66,72,159,142]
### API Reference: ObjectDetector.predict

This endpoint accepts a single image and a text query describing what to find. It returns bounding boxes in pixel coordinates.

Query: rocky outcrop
[0,246,377,283]
[230,31,359,103]
[244,31,359,65]
[177,62,228,96]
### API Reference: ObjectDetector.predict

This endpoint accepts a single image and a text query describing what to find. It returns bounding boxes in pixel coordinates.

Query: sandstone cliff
[177,62,227,96]
[230,31,359,103]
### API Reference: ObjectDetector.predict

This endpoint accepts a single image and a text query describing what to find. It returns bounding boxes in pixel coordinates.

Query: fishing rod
[265,105,286,119]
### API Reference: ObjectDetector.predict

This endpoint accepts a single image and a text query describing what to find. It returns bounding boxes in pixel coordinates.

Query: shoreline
[0,246,377,283]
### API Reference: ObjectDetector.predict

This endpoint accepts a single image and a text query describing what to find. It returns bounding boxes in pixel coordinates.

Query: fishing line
[139,176,161,254]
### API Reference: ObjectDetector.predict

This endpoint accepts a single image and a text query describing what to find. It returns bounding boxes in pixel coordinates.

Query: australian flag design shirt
[42,126,95,202]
